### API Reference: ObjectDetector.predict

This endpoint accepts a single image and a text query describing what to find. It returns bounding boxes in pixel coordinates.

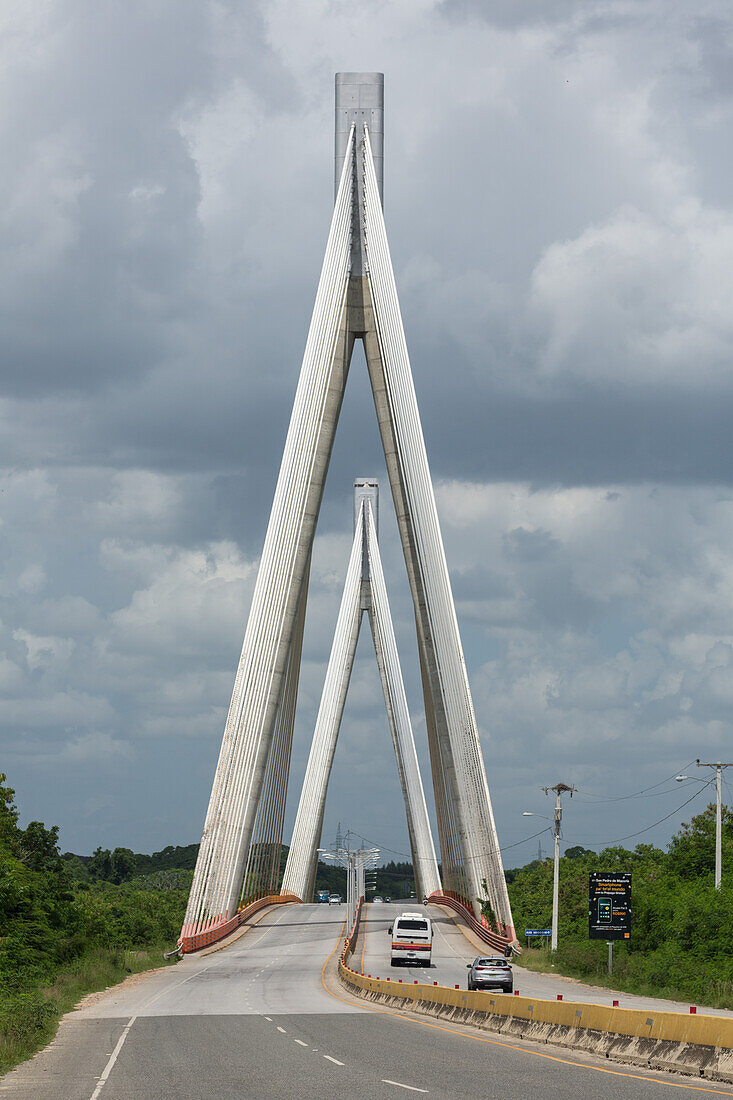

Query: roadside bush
[0,773,186,1074]
[505,803,733,1007]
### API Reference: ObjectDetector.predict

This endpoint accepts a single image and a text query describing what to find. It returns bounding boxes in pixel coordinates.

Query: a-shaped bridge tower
[281,480,441,903]
[182,73,515,945]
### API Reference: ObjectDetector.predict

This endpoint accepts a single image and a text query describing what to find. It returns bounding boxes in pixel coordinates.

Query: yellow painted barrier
[338,960,733,1051]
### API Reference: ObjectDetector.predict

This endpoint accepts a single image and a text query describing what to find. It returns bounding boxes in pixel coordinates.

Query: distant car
[466,956,513,993]
[329,894,341,905]
[316,890,330,904]
[384,896,391,903]
[372,896,384,904]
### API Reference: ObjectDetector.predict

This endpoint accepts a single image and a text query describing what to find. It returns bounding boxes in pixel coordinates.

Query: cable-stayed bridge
[181,72,515,953]
[4,73,730,1100]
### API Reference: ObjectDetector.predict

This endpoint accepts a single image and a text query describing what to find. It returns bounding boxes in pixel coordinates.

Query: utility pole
[696,760,732,891]
[542,782,575,952]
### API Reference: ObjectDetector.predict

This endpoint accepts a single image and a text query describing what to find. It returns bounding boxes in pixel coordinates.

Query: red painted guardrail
[427,892,515,953]
[178,892,300,954]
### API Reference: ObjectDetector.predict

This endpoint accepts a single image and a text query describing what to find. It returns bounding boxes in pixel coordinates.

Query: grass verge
[0,945,177,1076]
[516,945,733,1009]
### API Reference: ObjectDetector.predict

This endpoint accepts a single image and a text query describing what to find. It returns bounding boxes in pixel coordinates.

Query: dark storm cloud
[3,0,733,862]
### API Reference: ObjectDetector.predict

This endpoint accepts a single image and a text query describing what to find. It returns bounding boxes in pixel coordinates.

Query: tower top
[335,72,384,205]
[354,478,379,538]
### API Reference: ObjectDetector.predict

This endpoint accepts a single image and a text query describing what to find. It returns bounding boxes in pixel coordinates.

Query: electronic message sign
[588,871,631,940]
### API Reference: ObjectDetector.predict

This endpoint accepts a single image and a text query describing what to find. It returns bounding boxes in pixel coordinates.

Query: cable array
[361,127,514,937]
[281,495,441,901]
[181,128,355,938]
[241,566,308,902]
[366,501,442,898]
[280,509,363,901]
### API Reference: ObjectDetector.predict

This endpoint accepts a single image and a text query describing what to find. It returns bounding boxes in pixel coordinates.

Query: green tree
[668,802,733,881]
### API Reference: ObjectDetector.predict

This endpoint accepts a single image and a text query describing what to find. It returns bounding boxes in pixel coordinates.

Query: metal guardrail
[178,892,300,954]
[427,892,516,953]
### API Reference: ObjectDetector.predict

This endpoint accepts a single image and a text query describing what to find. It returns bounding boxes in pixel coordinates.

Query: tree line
[501,801,733,1006]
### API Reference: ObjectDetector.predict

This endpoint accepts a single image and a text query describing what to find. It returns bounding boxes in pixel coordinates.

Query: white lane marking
[323,1055,345,1066]
[277,1026,287,1034]
[294,1039,308,1047]
[91,902,300,1100]
[89,1022,132,1099]
[231,902,293,958]
[432,916,466,963]
[264,1016,272,1021]
[382,1081,428,1094]
[88,953,224,1099]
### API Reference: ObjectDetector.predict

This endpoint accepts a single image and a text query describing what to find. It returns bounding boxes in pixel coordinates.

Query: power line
[565,779,714,849]
[347,832,412,860]
[573,760,698,804]
[500,827,551,853]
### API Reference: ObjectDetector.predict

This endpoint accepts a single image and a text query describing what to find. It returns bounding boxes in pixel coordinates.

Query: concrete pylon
[183,73,515,942]
[281,481,442,903]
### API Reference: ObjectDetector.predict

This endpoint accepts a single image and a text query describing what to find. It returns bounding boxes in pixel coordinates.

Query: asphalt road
[1,902,730,1099]
[362,901,733,1016]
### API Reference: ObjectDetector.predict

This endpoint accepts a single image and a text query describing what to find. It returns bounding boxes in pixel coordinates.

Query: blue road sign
[525,929,551,936]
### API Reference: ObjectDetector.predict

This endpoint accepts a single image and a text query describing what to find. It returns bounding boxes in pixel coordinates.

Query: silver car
[466,956,513,993]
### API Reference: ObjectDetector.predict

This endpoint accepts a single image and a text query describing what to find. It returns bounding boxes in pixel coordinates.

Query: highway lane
[361,902,733,1016]
[1,902,730,1099]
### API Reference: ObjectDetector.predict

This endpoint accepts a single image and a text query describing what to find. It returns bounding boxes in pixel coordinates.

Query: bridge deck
[1,903,728,1099]
[360,902,733,1017]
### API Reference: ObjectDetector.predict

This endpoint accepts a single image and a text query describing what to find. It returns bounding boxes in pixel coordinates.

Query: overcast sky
[4,0,733,868]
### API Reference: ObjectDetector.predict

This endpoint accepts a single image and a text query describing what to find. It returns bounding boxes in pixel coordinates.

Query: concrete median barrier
[338,906,733,1083]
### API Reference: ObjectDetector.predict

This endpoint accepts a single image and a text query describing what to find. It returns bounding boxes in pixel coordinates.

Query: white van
[389,911,433,967]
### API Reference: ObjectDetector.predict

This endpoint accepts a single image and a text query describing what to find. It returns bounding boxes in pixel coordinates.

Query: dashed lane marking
[320,932,733,1095]
[323,1055,345,1066]
[383,1081,429,1094]
[276,1026,287,1034]
[88,953,223,1100]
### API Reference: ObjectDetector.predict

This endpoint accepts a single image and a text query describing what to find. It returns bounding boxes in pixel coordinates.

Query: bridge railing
[178,891,300,954]
[340,895,364,968]
[427,892,517,954]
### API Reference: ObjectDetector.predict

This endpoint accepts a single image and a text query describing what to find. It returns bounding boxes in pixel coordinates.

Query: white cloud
[60,731,133,764]
[13,628,75,672]
[436,480,733,779]
[531,202,733,385]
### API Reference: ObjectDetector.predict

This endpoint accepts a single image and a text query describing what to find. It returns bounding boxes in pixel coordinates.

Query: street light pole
[695,760,732,890]
[318,837,378,927]
[542,782,575,952]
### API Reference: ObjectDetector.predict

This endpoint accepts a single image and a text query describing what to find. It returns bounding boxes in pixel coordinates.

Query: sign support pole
[607,941,613,977]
